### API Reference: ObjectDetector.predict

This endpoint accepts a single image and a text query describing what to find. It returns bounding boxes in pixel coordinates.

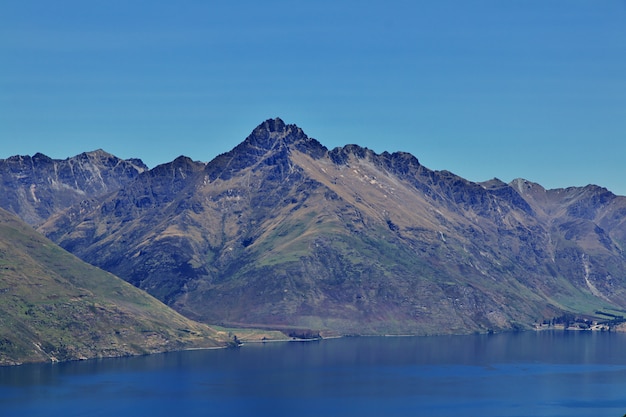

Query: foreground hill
[0,150,147,226]
[0,208,228,366]
[40,119,626,335]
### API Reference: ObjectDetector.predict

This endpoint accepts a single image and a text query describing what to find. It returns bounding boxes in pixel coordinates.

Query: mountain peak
[256,117,287,133]
[32,118,626,337]
[245,117,309,150]
[80,148,113,157]
[72,149,148,171]
[204,118,327,181]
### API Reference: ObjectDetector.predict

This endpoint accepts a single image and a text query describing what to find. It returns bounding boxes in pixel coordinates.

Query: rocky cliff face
[0,149,147,225]
[37,119,626,335]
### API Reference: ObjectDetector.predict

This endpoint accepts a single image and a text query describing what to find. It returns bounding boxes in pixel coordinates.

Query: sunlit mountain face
[4,119,626,337]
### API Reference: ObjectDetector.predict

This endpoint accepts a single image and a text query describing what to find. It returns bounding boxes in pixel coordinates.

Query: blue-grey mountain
[21,119,626,334]
[0,150,147,226]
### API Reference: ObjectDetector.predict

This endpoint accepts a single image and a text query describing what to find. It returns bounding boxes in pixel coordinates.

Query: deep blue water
[2,331,626,417]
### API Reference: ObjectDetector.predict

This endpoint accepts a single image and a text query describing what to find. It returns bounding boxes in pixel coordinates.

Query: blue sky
[2,1,625,194]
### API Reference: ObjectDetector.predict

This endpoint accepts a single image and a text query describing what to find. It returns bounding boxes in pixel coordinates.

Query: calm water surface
[2,331,626,417]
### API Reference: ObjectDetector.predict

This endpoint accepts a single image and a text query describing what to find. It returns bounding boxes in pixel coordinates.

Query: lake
[1,331,626,417]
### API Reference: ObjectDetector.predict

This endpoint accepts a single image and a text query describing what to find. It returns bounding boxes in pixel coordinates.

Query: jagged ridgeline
[0,208,228,365]
[0,150,147,226]
[7,118,626,336]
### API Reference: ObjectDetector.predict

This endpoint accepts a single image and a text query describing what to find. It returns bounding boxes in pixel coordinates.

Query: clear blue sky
[2,1,625,194]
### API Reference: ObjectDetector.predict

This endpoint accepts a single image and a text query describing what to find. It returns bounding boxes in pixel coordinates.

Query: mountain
[0,207,228,366]
[0,150,147,226]
[39,118,626,335]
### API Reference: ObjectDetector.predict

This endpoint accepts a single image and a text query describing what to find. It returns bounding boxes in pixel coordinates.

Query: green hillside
[0,208,228,365]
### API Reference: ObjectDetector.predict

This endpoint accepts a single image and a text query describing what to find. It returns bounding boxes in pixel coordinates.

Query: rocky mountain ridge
[31,119,626,335]
[0,149,147,225]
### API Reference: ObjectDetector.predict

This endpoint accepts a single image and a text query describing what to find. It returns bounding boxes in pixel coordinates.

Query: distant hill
[36,118,626,335]
[0,208,227,366]
[0,150,147,226]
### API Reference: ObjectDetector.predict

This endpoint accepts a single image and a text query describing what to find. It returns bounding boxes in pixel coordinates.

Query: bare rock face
[0,149,147,225]
[36,119,626,335]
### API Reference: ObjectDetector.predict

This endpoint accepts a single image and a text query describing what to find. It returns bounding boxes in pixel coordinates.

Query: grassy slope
[0,208,229,366]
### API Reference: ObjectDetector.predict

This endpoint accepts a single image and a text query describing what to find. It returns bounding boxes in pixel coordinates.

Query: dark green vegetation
[32,119,626,336]
[0,208,228,366]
